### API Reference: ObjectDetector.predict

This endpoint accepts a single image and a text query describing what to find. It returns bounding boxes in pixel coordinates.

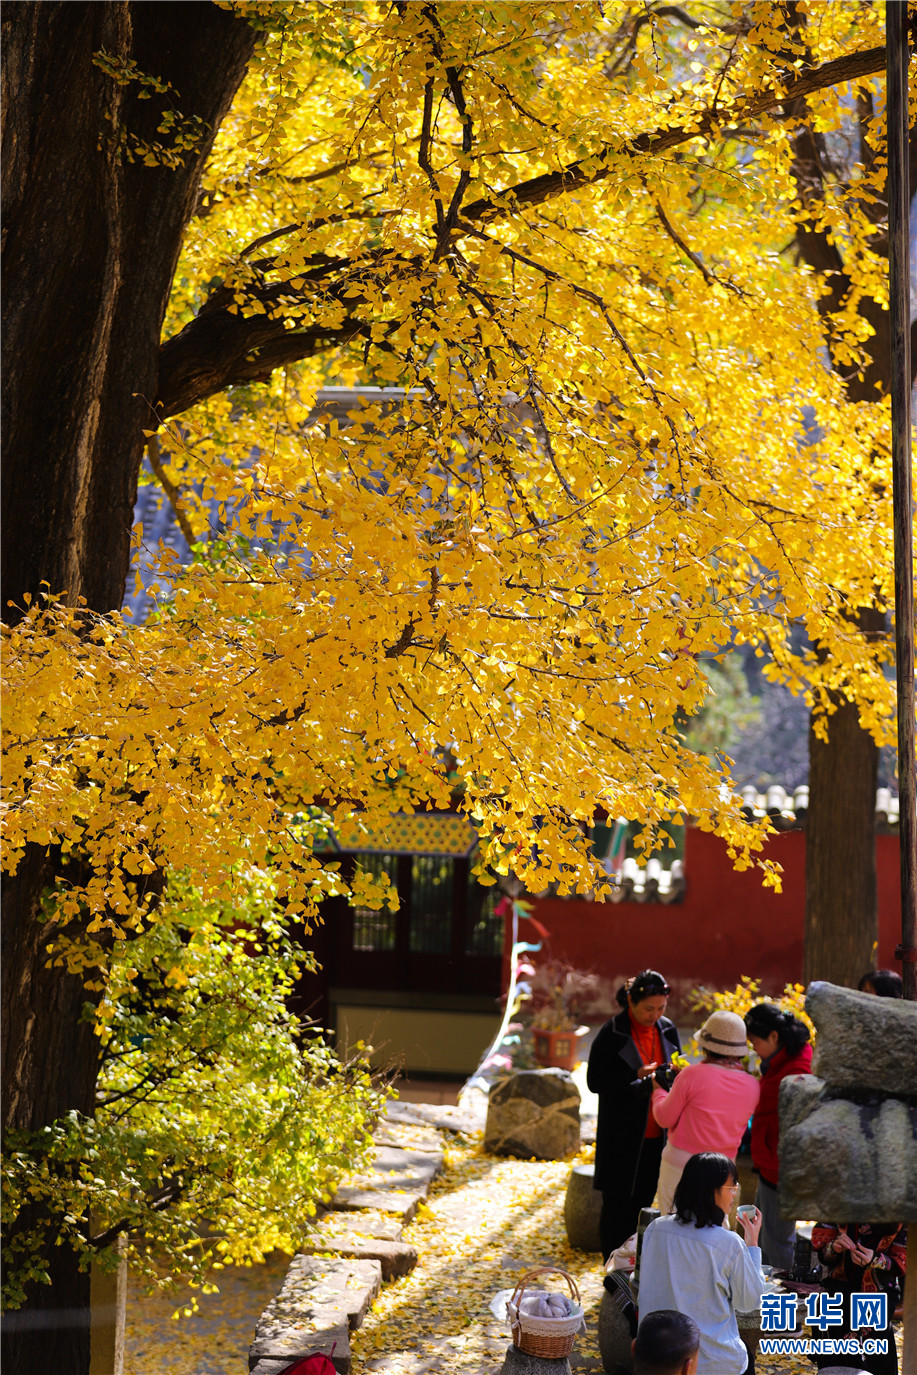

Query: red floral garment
[811,1222,907,1295]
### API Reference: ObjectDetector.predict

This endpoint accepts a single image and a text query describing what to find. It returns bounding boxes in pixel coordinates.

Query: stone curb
[249,1253,382,1374]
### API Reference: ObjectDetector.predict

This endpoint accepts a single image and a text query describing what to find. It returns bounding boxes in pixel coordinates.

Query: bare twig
[146,436,196,547]
[653,201,746,297]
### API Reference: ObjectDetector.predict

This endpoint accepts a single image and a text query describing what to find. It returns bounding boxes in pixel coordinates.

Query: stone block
[312,1209,405,1243]
[249,1254,381,1374]
[485,1070,581,1160]
[372,1119,444,1154]
[778,1073,825,1133]
[780,1096,917,1220]
[597,1288,633,1374]
[383,1099,482,1135]
[331,1185,421,1221]
[807,981,917,1098]
[499,1343,573,1374]
[302,1212,417,1280]
[563,1164,602,1252]
[345,1144,442,1197]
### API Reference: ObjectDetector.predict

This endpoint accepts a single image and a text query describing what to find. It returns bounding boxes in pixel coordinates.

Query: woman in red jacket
[743,1003,812,1271]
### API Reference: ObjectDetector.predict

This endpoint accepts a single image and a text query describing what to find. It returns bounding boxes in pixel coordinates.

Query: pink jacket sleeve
[651,1065,693,1129]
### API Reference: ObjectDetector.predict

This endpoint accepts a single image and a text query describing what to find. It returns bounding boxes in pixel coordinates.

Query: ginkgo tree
[1,3,905,1370]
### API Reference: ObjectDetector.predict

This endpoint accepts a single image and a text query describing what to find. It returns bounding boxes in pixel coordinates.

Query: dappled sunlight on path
[352,1142,606,1372]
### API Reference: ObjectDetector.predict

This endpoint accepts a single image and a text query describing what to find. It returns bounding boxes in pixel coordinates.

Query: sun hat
[697,1010,748,1057]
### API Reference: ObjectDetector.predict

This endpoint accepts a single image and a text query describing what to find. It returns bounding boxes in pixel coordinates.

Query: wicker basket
[506,1266,584,1359]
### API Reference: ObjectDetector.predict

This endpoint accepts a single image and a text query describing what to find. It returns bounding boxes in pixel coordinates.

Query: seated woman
[810,1222,906,1375]
[651,1010,760,1215]
[638,1152,765,1375]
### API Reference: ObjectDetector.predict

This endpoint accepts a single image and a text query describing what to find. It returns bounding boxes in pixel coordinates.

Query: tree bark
[803,653,882,987]
[784,42,914,987]
[1,6,255,1370]
[2,1,256,620]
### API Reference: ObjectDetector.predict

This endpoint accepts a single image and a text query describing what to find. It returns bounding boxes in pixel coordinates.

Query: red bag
[277,1355,336,1375]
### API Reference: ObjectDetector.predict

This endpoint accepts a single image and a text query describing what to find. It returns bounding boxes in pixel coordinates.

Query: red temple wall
[505,828,903,1015]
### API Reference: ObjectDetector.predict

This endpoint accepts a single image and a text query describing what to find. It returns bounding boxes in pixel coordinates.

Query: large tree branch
[157,280,373,417]
[156,42,886,419]
[460,43,886,223]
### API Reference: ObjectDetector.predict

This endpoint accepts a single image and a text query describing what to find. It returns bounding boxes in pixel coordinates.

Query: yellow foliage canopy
[2,1,901,929]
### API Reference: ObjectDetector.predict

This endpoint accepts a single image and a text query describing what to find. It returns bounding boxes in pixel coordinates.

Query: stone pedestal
[484,1070,580,1160]
[597,1288,633,1374]
[563,1163,602,1252]
[499,1343,572,1374]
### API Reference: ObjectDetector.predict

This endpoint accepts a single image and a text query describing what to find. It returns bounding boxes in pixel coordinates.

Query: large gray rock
[485,1070,581,1160]
[778,982,917,1220]
[807,981,917,1097]
[780,1095,917,1220]
[778,1073,825,1133]
[499,1343,572,1374]
[564,1164,602,1252]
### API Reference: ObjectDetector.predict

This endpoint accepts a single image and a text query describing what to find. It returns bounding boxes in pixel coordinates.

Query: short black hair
[633,1310,700,1375]
[744,1002,810,1053]
[616,968,671,1008]
[673,1152,737,1229]
[858,969,903,999]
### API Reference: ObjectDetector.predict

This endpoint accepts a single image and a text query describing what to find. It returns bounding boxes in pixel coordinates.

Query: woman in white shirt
[638,1152,765,1375]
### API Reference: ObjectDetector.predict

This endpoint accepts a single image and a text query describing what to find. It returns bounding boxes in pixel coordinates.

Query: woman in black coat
[587,968,681,1260]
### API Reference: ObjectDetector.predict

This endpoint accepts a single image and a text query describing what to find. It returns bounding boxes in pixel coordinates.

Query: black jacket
[587,1008,681,1192]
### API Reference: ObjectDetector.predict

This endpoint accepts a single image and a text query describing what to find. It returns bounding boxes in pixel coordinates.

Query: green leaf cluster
[2,872,382,1307]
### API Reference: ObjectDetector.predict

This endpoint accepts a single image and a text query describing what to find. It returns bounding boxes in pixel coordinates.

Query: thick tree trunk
[789,82,916,988]
[1,849,100,1373]
[1,6,256,1371]
[804,698,880,986]
[2,1,256,618]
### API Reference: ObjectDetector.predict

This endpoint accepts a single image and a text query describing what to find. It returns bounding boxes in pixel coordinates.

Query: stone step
[383,1099,481,1135]
[249,1254,381,1375]
[332,1183,423,1221]
[251,1118,445,1372]
[302,1211,418,1281]
[313,1208,405,1244]
[343,1144,443,1198]
[372,1119,445,1154]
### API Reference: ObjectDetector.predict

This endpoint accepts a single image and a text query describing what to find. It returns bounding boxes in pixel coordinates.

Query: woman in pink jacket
[651,1011,759,1216]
